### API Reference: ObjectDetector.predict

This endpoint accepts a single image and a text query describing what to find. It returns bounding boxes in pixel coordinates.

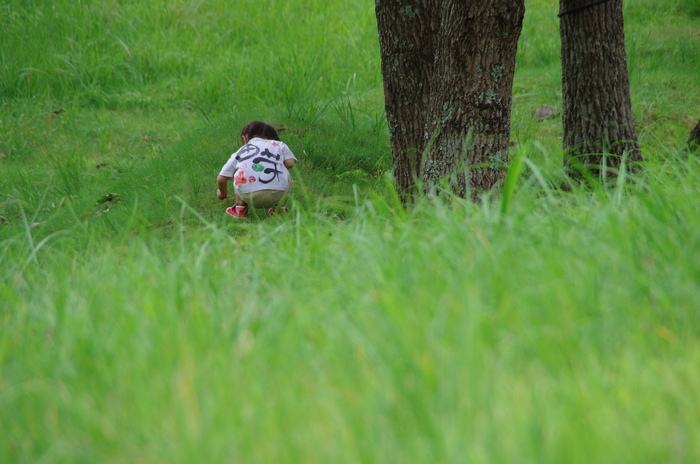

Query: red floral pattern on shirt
[235,170,247,188]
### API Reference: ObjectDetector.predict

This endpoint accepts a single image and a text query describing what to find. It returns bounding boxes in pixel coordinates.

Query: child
[216,121,297,218]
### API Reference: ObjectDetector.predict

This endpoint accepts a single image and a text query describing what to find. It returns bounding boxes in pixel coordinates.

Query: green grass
[2,0,700,462]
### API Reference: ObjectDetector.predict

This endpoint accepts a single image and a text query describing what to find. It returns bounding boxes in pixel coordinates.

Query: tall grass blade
[501,148,525,214]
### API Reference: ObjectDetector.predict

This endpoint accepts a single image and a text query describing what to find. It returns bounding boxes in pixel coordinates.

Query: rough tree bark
[376,1,525,202]
[559,0,642,179]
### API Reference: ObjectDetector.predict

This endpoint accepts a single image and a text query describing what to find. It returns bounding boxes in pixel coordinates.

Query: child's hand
[216,189,230,200]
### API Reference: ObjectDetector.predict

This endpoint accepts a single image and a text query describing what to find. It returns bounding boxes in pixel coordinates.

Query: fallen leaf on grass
[95,193,119,204]
[531,104,556,120]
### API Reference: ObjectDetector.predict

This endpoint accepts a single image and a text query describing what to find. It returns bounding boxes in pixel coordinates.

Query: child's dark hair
[241,121,280,141]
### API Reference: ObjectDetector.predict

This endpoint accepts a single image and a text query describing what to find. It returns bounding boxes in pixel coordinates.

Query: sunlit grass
[3,153,700,462]
[2,0,700,462]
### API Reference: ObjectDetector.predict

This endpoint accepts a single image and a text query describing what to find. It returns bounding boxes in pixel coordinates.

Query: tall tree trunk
[375,1,439,200]
[376,1,525,202]
[560,0,642,179]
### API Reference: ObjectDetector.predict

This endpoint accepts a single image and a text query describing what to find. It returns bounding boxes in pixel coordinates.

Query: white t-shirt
[219,138,297,194]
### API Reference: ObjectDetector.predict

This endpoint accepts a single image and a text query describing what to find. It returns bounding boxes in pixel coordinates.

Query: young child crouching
[216,121,297,218]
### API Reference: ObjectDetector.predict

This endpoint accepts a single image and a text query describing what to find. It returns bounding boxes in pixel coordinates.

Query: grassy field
[2,0,700,462]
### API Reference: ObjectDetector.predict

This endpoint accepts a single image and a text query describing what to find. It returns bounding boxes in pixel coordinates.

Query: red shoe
[268,206,289,217]
[226,204,248,218]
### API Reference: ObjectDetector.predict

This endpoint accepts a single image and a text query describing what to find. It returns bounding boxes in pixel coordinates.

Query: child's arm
[217,175,232,200]
[281,144,297,169]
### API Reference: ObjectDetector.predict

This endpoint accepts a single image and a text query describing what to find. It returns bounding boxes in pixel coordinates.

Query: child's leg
[225,190,249,218]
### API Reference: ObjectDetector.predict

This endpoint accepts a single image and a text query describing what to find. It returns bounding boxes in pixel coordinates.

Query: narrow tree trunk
[560,0,641,179]
[376,0,525,202]
[689,119,700,147]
